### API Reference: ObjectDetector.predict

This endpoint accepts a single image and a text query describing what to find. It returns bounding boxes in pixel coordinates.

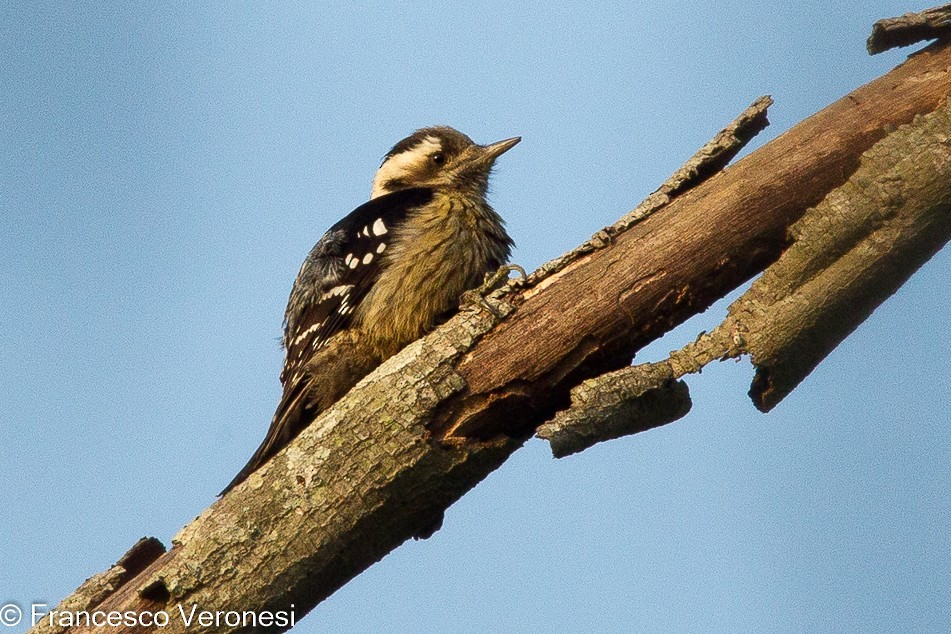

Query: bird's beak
[481,136,521,161]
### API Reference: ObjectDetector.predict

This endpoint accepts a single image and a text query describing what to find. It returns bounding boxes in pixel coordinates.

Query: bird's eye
[431,152,446,166]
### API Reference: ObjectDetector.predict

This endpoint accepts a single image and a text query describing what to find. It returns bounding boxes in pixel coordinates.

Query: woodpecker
[222,126,519,494]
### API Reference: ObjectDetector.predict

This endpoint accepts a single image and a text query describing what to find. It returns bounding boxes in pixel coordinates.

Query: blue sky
[2,1,948,632]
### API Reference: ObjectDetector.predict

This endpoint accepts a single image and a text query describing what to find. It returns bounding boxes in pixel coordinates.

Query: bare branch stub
[30,537,166,634]
[867,4,951,54]
[662,94,773,198]
[536,363,691,458]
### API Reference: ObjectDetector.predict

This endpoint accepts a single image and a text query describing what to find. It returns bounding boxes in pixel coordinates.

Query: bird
[221,126,520,495]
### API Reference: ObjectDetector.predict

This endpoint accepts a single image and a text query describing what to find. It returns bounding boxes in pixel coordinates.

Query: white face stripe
[370,136,442,199]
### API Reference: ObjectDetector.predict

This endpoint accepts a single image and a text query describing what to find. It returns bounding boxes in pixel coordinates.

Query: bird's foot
[461,264,527,319]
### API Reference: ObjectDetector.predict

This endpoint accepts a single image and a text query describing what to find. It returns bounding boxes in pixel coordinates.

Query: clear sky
[2,1,948,632]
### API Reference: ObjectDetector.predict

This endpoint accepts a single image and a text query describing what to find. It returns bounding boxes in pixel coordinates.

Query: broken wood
[868,4,951,54]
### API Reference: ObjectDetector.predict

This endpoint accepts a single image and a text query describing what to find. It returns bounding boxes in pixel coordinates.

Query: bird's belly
[357,237,485,357]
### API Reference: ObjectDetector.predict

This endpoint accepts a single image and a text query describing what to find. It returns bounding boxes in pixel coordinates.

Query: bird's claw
[461,264,527,319]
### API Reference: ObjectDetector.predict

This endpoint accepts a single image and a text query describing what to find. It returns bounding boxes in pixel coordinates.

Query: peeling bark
[744,100,951,409]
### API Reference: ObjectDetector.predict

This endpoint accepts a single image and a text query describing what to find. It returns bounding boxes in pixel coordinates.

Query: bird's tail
[219,331,384,497]
[219,382,310,496]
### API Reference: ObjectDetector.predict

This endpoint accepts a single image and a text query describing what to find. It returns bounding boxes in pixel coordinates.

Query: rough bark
[35,29,951,634]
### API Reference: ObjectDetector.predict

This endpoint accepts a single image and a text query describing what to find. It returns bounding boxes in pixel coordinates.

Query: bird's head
[370,126,520,199]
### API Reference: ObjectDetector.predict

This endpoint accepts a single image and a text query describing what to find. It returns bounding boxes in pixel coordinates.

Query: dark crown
[383,126,475,163]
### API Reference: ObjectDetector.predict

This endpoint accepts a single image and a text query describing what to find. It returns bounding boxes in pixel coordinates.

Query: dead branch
[36,29,951,634]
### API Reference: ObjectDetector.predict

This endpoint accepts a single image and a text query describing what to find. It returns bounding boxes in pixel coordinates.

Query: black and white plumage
[280,187,435,384]
[222,126,519,495]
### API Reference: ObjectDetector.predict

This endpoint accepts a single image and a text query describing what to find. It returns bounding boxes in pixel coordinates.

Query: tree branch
[37,32,951,634]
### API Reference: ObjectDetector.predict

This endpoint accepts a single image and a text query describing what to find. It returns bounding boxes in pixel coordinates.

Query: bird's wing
[220,187,434,495]
[280,187,434,384]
